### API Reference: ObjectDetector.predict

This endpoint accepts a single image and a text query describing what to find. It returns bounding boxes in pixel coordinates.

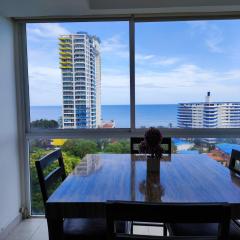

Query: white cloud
[135,54,155,61]
[101,68,129,89]
[28,59,240,105]
[135,51,181,66]
[101,35,129,58]
[205,25,224,53]
[100,69,130,104]
[27,23,70,40]
[205,37,223,53]
[153,57,180,66]
[136,63,240,90]
[188,21,208,31]
[136,62,240,104]
[28,65,62,105]
[188,21,224,53]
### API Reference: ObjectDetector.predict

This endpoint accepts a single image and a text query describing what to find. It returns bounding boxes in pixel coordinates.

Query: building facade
[178,92,240,128]
[59,32,101,129]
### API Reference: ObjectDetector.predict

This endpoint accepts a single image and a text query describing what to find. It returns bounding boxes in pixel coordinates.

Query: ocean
[30,104,178,128]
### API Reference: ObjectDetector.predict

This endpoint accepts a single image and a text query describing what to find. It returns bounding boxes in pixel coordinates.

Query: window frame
[14,13,240,215]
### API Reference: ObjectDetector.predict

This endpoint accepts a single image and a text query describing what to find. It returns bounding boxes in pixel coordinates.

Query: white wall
[0,16,21,235]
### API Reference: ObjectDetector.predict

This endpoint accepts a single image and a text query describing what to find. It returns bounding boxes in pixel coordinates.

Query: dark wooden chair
[35,149,107,240]
[130,137,171,154]
[35,148,66,205]
[167,150,240,240]
[168,221,240,240]
[106,201,230,240]
[229,149,240,175]
[130,137,171,233]
[106,201,231,240]
[228,149,240,236]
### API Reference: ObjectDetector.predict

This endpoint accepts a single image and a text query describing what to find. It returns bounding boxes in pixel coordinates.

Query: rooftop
[216,143,240,155]
[179,102,240,105]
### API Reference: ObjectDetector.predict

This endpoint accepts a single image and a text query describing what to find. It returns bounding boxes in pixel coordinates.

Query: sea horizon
[31,104,178,128]
[30,104,178,107]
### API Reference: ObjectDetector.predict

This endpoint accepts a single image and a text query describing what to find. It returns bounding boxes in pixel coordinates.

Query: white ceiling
[90,0,240,10]
[1,0,240,18]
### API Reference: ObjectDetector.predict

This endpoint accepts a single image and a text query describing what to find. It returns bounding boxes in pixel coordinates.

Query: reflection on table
[73,154,102,176]
[131,154,171,202]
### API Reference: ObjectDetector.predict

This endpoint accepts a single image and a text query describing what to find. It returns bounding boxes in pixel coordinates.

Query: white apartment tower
[59,32,101,129]
[178,92,240,128]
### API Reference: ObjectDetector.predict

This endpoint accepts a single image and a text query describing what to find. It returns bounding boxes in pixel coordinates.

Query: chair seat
[64,218,107,240]
[168,220,240,240]
[64,218,127,240]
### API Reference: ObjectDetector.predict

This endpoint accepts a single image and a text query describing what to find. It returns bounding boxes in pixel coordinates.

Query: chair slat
[45,167,63,189]
[130,137,171,154]
[39,148,62,169]
[35,149,66,206]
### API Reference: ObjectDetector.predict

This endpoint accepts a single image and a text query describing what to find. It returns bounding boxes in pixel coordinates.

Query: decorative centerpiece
[138,127,164,201]
[139,127,163,172]
[139,127,163,158]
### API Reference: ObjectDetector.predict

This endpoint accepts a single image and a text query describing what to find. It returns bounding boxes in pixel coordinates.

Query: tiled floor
[5,219,48,240]
[5,218,163,240]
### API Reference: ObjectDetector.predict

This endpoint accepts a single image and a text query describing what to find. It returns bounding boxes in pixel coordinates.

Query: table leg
[163,224,167,236]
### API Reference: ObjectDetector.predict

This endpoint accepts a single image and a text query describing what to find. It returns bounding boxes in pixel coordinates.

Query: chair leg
[163,224,167,236]
[47,218,64,240]
[131,221,133,234]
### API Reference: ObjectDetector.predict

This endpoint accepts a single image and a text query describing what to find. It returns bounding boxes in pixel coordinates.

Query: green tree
[31,119,59,129]
[105,142,123,153]
[62,152,80,174]
[104,140,130,153]
[62,139,98,158]
[96,139,109,151]
[118,140,130,153]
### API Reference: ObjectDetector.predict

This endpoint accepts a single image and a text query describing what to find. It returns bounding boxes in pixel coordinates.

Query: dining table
[46,153,240,238]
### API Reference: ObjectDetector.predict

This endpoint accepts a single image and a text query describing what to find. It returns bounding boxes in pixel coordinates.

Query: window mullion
[129,17,136,131]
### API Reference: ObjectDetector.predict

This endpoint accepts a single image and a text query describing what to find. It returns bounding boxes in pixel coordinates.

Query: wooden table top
[47,154,240,217]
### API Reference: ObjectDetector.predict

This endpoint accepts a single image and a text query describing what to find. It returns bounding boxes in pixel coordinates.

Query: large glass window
[135,20,240,128]
[27,21,130,129]
[23,18,240,216]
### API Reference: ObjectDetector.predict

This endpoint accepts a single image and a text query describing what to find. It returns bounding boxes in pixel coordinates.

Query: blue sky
[27,20,240,106]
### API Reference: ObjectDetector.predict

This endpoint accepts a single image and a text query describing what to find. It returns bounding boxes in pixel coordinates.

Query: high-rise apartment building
[178,92,240,128]
[59,32,101,129]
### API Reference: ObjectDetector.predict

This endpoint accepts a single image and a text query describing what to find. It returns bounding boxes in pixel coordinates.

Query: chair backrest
[229,149,240,174]
[130,137,171,154]
[106,201,230,240]
[35,148,66,206]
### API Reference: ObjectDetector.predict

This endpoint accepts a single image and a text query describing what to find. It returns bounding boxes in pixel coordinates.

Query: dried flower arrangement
[139,127,163,157]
